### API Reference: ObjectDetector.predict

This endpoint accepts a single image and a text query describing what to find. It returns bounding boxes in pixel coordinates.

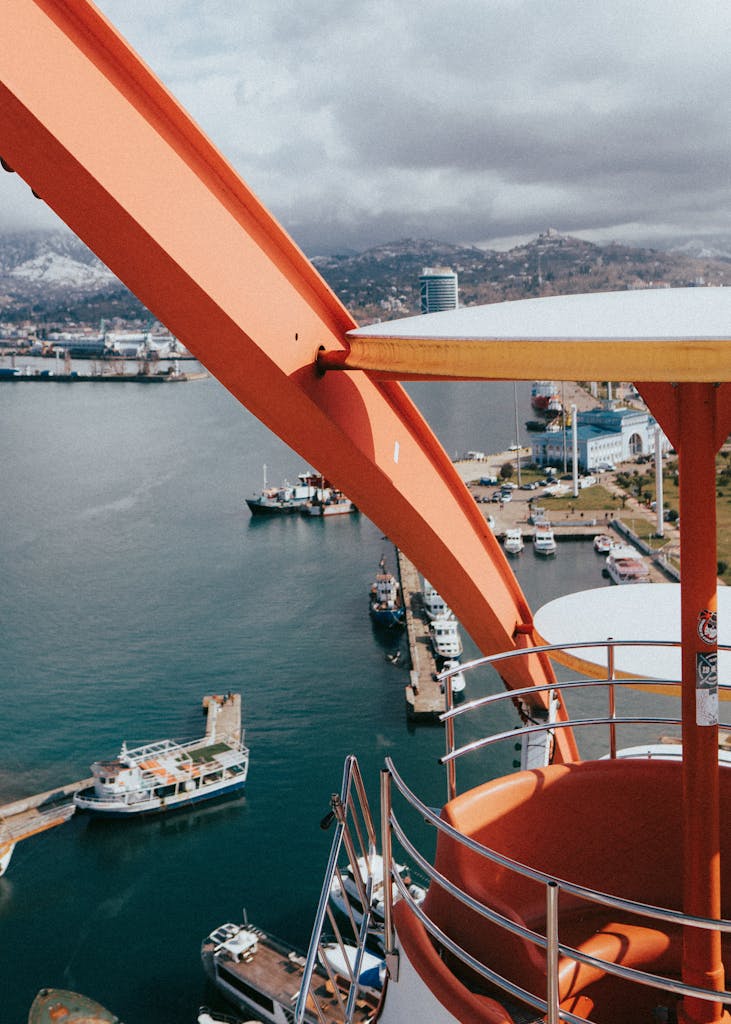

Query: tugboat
[369,556,405,628]
[246,467,321,516]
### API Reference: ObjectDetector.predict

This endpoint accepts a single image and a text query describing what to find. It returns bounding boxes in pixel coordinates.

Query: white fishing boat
[604,543,651,584]
[533,523,557,556]
[593,532,615,553]
[73,734,249,817]
[503,527,524,555]
[422,579,454,621]
[429,616,463,661]
[246,467,321,516]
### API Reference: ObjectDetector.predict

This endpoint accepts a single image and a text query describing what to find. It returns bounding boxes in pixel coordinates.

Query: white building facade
[419,266,458,313]
[530,405,669,471]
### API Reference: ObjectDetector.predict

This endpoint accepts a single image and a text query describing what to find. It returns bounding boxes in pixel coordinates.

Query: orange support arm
[0,0,575,758]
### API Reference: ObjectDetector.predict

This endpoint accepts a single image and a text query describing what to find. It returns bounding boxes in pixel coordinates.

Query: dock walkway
[397,551,446,720]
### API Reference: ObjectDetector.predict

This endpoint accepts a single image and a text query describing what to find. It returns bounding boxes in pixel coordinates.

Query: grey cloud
[5,0,731,253]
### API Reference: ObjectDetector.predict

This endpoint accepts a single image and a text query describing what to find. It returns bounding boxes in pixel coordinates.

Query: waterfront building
[530,402,669,471]
[419,266,458,313]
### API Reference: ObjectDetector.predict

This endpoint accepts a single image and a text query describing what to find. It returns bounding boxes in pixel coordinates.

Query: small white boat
[440,658,466,695]
[73,733,249,817]
[593,533,615,553]
[422,579,454,620]
[503,527,524,555]
[533,524,557,556]
[329,854,426,934]
[318,942,385,993]
[429,616,463,660]
[604,544,651,584]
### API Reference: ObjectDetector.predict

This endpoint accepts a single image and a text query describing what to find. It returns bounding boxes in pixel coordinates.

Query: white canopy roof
[349,288,731,342]
[534,583,731,686]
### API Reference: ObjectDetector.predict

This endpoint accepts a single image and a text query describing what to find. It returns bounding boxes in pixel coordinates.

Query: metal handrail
[447,637,731,679]
[437,636,731,801]
[382,752,731,1018]
[296,755,384,1024]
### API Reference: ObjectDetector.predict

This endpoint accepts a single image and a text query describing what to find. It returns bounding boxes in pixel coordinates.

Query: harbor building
[530,403,669,471]
[419,266,458,313]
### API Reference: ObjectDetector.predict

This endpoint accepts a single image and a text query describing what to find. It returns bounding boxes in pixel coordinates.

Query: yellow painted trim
[319,337,731,382]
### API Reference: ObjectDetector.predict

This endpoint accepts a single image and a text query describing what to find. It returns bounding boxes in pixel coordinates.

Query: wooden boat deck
[204,929,379,1023]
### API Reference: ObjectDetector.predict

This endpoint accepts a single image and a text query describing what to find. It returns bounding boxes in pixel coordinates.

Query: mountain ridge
[0,228,729,325]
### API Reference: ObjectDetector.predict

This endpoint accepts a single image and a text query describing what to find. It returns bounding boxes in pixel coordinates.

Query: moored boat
[530,379,560,412]
[28,988,118,1024]
[201,920,380,1024]
[429,615,463,661]
[440,658,466,695]
[604,543,651,584]
[593,532,615,553]
[503,527,524,555]
[73,732,249,817]
[246,467,321,516]
[369,556,405,628]
[422,579,454,621]
[0,826,14,878]
[533,523,557,556]
[302,488,357,516]
[329,853,426,939]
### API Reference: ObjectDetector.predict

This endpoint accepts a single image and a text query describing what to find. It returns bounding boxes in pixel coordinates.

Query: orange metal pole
[672,385,725,1024]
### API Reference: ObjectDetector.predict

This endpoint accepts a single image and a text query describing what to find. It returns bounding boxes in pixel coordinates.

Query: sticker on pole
[697,609,717,645]
[696,651,718,726]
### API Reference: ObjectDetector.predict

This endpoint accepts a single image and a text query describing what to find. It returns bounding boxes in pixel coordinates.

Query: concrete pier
[397,551,448,721]
[202,692,242,744]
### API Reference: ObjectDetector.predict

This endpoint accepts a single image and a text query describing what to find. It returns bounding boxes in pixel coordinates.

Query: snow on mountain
[670,239,731,260]
[10,251,115,290]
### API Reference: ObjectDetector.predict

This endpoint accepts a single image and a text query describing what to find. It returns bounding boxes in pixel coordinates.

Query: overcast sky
[4,0,731,253]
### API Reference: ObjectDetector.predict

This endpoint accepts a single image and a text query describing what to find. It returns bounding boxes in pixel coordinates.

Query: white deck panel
[534,583,731,684]
[349,287,731,342]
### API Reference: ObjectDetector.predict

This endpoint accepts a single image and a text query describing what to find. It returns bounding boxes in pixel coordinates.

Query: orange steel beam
[0,0,575,757]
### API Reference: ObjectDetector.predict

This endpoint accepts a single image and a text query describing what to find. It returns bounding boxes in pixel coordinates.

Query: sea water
[0,374,608,1023]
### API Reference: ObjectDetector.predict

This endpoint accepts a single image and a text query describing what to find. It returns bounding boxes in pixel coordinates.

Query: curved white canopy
[534,583,731,687]
[349,287,731,342]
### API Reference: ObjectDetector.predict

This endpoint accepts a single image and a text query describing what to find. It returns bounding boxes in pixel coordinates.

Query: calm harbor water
[0,372,609,1023]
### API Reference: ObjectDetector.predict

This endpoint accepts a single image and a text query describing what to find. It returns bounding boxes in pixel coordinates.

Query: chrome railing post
[444,671,457,802]
[607,637,617,759]
[380,767,399,980]
[545,880,560,1024]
